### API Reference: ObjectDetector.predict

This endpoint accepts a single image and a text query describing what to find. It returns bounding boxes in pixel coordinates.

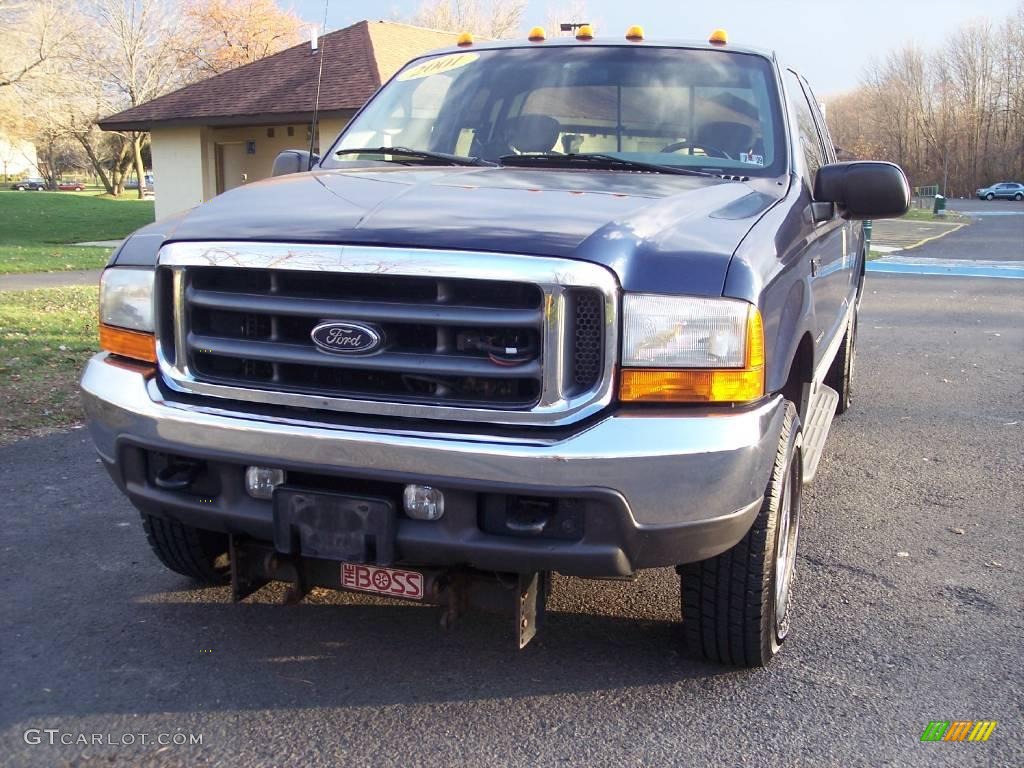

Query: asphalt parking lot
[1,223,1022,767]
[872,198,1024,261]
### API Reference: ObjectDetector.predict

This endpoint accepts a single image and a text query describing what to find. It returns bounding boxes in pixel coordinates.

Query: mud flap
[517,572,548,649]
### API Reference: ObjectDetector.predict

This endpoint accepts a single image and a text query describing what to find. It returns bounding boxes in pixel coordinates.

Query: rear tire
[680,402,803,667]
[141,513,229,583]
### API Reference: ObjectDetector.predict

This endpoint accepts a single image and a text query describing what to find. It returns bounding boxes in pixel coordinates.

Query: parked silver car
[976,181,1024,200]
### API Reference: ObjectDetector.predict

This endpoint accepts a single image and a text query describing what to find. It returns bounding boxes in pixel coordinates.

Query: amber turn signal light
[620,368,764,403]
[100,323,157,364]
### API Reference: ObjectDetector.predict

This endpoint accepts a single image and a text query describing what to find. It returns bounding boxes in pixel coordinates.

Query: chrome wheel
[773,451,801,641]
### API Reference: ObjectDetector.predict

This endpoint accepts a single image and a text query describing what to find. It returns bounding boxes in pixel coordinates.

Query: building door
[215,142,247,194]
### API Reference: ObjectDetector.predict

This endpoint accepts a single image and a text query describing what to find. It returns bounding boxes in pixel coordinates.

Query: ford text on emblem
[311,321,383,354]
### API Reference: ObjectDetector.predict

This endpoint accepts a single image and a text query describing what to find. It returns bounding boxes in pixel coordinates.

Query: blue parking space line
[867,261,1024,279]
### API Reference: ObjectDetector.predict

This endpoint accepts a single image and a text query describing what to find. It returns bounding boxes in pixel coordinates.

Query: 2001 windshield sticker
[397,53,479,81]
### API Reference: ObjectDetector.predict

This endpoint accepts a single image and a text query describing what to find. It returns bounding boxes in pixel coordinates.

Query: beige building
[0,132,39,179]
[99,21,462,220]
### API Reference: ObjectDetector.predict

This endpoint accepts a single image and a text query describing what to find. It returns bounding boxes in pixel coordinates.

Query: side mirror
[272,150,319,177]
[813,161,910,220]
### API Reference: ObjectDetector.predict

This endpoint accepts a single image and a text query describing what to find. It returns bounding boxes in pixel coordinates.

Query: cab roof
[419,36,776,62]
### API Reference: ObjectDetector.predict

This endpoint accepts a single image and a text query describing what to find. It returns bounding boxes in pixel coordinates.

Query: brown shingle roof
[99,21,462,131]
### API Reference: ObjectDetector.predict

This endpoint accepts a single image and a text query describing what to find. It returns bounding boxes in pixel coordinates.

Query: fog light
[403,484,444,521]
[246,466,286,499]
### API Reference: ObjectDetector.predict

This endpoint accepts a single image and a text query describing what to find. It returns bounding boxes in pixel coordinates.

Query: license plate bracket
[273,488,396,564]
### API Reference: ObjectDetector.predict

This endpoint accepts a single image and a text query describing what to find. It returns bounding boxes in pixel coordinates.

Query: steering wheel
[659,140,733,160]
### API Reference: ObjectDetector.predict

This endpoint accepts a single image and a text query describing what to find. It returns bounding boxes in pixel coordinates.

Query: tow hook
[153,459,203,490]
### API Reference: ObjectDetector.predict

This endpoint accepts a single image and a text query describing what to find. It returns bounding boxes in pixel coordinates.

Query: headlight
[620,294,764,403]
[100,268,154,331]
[98,268,157,363]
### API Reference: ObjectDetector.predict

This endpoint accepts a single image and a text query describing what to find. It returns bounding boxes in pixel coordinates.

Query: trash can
[933,194,946,216]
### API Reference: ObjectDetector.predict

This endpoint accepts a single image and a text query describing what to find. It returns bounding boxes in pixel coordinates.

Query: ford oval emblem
[311,321,383,355]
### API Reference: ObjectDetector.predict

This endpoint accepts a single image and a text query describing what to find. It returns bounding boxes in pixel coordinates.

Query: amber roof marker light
[456,31,474,47]
[575,24,595,41]
[561,22,593,40]
[528,26,546,42]
[625,25,645,42]
[709,28,728,46]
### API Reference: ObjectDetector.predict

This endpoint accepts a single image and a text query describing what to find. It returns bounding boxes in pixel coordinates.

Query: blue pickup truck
[82,27,909,666]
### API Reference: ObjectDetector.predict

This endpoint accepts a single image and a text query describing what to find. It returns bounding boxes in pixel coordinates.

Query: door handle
[810,256,822,276]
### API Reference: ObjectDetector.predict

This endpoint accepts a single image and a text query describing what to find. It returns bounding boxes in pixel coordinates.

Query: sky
[291,0,1015,95]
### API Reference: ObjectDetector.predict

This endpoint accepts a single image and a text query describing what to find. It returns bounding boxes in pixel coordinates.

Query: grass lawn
[2,244,112,273]
[0,286,98,444]
[901,207,967,222]
[0,189,154,274]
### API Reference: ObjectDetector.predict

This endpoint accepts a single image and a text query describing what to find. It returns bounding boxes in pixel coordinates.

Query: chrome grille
[185,267,544,407]
[568,289,603,393]
[156,243,619,426]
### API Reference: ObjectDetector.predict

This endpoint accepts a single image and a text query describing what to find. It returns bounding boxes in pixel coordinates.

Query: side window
[785,70,825,182]
[802,79,836,164]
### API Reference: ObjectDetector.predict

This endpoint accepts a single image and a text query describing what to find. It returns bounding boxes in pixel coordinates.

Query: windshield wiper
[334,146,493,167]
[498,152,717,178]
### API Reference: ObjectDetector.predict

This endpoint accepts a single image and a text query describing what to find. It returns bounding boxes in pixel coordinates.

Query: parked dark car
[81,28,910,667]
[57,180,86,191]
[976,181,1024,200]
[11,178,47,191]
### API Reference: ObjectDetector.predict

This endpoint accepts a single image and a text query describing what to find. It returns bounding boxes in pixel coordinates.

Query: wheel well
[781,333,814,406]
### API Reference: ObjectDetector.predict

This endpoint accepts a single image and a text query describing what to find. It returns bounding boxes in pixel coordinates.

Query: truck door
[785,70,847,364]
[804,78,859,310]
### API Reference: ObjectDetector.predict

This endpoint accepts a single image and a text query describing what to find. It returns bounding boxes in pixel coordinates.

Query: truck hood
[164,166,784,295]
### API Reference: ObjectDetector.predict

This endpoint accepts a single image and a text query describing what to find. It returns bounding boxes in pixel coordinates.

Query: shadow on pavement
[3,576,738,728]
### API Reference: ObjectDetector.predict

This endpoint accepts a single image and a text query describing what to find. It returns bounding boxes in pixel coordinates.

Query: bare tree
[179,0,305,77]
[407,0,526,39]
[0,0,77,88]
[86,0,188,197]
[826,2,1024,196]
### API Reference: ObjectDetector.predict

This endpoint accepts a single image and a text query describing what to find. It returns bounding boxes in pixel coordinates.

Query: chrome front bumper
[81,354,786,574]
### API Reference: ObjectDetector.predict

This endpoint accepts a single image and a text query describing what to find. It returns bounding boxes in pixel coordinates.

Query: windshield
[325,46,786,176]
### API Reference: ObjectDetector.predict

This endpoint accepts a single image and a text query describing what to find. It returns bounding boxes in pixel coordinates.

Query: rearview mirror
[813,161,910,220]
[272,150,319,177]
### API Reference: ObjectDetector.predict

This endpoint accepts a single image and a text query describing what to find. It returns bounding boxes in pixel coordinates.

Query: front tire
[680,402,803,667]
[141,513,229,583]
[986,192,995,200]
[1015,192,1023,201]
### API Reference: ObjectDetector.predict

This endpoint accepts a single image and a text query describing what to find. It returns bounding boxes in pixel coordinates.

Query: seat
[697,121,755,158]
[506,114,561,154]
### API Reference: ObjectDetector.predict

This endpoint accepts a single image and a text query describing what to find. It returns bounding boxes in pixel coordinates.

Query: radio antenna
[308,0,330,170]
